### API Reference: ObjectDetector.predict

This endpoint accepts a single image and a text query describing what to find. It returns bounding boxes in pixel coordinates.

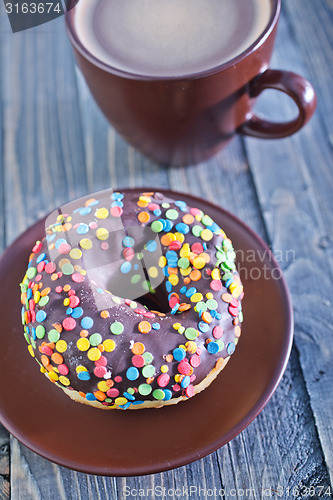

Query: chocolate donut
[20,190,244,409]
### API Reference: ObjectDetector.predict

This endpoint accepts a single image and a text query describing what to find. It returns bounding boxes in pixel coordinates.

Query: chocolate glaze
[20,190,244,408]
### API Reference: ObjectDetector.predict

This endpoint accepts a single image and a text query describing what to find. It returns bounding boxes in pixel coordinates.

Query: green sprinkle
[153,389,165,400]
[178,257,190,269]
[194,301,207,313]
[192,225,202,237]
[142,365,155,378]
[151,220,164,233]
[89,333,103,346]
[184,327,198,340]
[62,263,74,275]
[206,299,218,310]
[36,325,46,339]
[110,321,124,335]
[26,267,37,279]
[143,352,153,365]
[202,215,213,226]
[165,209,179,220]
[48,329,60,343]
[39,296,49,307]
[131,274,141,284]
[138,383,152,396]
[216,340,225,352]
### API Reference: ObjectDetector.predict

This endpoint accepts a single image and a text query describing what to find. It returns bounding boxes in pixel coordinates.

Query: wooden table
[0,1,332,498]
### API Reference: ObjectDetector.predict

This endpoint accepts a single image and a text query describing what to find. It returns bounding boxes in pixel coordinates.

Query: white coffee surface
[75,0,272,76]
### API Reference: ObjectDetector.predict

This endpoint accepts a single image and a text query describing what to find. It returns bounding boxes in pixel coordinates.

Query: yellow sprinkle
[174,374,182,383]
[58,258,70,268]
[56,340,67,353]
[173,323,181,330]
[180,267,191,276]
[103,339,116,352]
[115,397,128,406]
[161,365,169,373]
[80,238,93,250]
[185,341,197,354]
[168,274,179,286]
[231,284,243,298]
[96,228,109,240]
[76,365,88,373]
[139,196,151,203]
[174,232,185,243]
[77,338,90,351]
[167,232,176,242]
[206,292,214,299]
[34,291,41,304]
[190,292,203,303]
[87,347,101,361]
[201,228,213,241]
[63,298,70,306]
[158,256,167,268]
[97,381,109,392]
[59,376,70,386]
[95,208,109,219]
[179,243,190,258]
[179,344,186,350]
[48,371,59,382]
[148,266,158,278]
[193,256,205,269]
[40,366,47,373]
[69,248,82,260]
[28,345,35,357]
[211,268,221,280]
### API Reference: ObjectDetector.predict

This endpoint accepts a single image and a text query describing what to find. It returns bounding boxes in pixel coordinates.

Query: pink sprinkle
[95,355,107,367]
[41,345,53,356]
[35,274,42,282]
[94,366,107,378]
[55,286,63,293]
[169,240,181,251]
[169,295,180,308]
[37,261,45,273]
[45,262,57,274]
[173,384,181,392]
[69,296,80,308]
[178,360,192,375]
[68,290,75,296]
[157,374,170,387]
[30,311,36,323]
[190,374,196,382]
[148,203,159,211]
[29,299,35,311]
[191,242,203,254]
[228,305,239,317]
[111,206,123,217]
[58,243,71,255]
[72,273,84,283]
[89,222,98,229]
[123,247,135,260]
[114,376,122,383]
[143,311,155,318]
[210,279,222,291]
[32,242,43,253]
[101,242,109,251]
[132,355,145,368]
[212,326,223,339]
[57,272,63,278]
[190,208,202,217]
[190,354,201,367]
[62,317,77,331]
[107,388,119,398]
[230,298,240,308]
[58,364,69,376]
[185,385,195,398]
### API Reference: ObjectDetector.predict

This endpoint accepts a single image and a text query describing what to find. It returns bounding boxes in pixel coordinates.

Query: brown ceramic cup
[65,0,316,166]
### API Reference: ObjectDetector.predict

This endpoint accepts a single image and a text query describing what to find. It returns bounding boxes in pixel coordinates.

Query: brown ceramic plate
[0,189,293,476]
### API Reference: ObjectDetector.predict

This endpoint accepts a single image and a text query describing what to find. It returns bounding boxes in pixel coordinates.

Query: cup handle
[239,69,317,139]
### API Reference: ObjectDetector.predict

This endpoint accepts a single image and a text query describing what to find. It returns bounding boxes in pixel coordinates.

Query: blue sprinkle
[132,400,145,405]
[46,233,56,242]
[97,288,104,294]
[175,201,187,211]
[71,307,84,318]
[36,253,47,264]
[227,342,236,355]
[122,236,135,248]
[126,367,139,381]
[111,200,124,207]
[180,286,187,294]
[86,392,96,400]
[87,199,100,206]
[78,371,91,381]
[165,281,172,292]
[210,310,217,318]
[66,307,73,315]
[81,317,94,329]
[164,220,173,232]
[163,267,169,277]
[203,242,208,250]
[146,240,157,252]
[175,222,190,234]
[153,209,162,216]
[173,348,186,361]
[215,312,222,320]
[198,321,209,333]
[207,342,219,354]
[134,264,139,270]
[166,250,177,260]
[225,278,233,288]
[171,303,179,314]
[76,223,89,235]
[181,376,191,388]
[27,289,32,300]
[36,310,47,322]
[163,389,173,401]
[111,192,124,200]
[120,402,132,410]
[79,207,92,216]
[55,238,67,249]
[152,323,160,330]
[31,328,36,341]
[121,261,132,273]
[186,287,197,298]
[123,392,136,401]
[158,219,167,230]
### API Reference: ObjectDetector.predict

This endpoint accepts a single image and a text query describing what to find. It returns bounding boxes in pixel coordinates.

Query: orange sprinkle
[94,390,107,402]
[51,273,58,281]
[184,277,191,285]
[221,293,232,303]
[146,377,154,384]
[161,234,172,246]
[63,284,71,292]
[28,253,34,262]
[168,267,178,275]
[100,310,109,319]
[52,323,63,333]
[40,287,51,297]
[45,342,55,350]
[215,358,225,370]
[98,344,105,352]
[80,329,89,337]
[178,303,191,312]
[106,379,114,387]
[41,355,50,367]
[182,213,194,224]
[38,283,43,289]
[189,269,201,281]
[165,354,174,363]
[233,318,239,325]
[137,200,148,208]
[85,198,96,207]
[200,252,210,263]
[201,311,213,324]
[32,284,39,294]
[132,342,145,355]
[142,192,154,196]
[138,321,151,334]
[234,325,241,337]
[62,223,72,232]
[79,391,86,399]
[51,352,63,364]
[138,211,150,223]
